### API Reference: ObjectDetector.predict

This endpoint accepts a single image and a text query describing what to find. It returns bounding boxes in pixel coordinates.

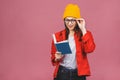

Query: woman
[50,4,96,80]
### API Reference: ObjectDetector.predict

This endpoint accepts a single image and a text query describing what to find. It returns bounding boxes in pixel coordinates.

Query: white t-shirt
[60,35,77,69]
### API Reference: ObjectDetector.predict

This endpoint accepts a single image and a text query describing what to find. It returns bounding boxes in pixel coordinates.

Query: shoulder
[54,29,66,36]
[54,29,66,41]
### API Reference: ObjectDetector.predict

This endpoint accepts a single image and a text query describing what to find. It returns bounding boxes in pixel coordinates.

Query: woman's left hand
[76,18,87,35]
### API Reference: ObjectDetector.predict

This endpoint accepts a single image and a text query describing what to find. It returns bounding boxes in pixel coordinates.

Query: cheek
[72,23,77,28]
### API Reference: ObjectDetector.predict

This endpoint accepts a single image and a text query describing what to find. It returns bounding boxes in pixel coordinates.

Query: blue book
[52,34,72,54]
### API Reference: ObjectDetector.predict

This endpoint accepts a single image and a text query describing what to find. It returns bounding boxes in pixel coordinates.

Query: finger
[76,20,81,26]
[56,51,62,54]
[80,18,85,23]
[57,53,61,55]
[76,19,83,24]
[56,51,61,53]
[76,18,84,22]
[76,19,80,24]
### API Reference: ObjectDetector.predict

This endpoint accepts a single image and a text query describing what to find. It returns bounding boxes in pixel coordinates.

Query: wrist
[81,28,87,36]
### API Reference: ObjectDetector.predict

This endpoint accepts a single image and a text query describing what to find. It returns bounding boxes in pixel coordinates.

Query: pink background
[0,0,120,80]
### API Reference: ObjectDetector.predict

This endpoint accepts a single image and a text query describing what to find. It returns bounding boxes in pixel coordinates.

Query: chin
[68,28,74,31]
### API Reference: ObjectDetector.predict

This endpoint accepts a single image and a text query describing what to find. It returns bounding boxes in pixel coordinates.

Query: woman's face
[64,17,77,31]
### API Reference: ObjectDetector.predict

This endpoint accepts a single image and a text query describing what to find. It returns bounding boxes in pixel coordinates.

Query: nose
[68,21,72,26]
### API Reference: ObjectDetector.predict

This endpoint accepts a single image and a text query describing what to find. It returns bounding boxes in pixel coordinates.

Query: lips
[68,25,73,28]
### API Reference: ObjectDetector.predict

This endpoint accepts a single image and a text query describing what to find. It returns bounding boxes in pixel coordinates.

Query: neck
[69,30,74,36]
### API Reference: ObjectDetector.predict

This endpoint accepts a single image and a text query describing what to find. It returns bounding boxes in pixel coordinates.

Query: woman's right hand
[55,51,63,61]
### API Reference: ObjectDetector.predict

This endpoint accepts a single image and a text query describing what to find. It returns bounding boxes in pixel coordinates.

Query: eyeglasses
[64,19,76,24]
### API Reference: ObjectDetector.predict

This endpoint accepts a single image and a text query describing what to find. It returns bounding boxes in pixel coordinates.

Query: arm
[50,40,63,66]
[76,18,96,53]
[82,31,96,53]
[51,40,59,66]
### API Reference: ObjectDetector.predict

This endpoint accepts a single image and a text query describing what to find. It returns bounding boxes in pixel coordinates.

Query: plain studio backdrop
[0,0,120,80]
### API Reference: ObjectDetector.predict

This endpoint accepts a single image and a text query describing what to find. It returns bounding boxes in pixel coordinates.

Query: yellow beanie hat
[63,4,81,19]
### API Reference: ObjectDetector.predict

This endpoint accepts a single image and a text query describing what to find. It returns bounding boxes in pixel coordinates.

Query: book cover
[52,34,72,54]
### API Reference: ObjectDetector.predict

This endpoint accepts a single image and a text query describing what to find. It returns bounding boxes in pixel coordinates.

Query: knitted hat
[63,4,81,19]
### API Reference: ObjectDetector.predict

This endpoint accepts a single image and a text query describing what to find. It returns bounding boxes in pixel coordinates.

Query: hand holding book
[55,51,64,61]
